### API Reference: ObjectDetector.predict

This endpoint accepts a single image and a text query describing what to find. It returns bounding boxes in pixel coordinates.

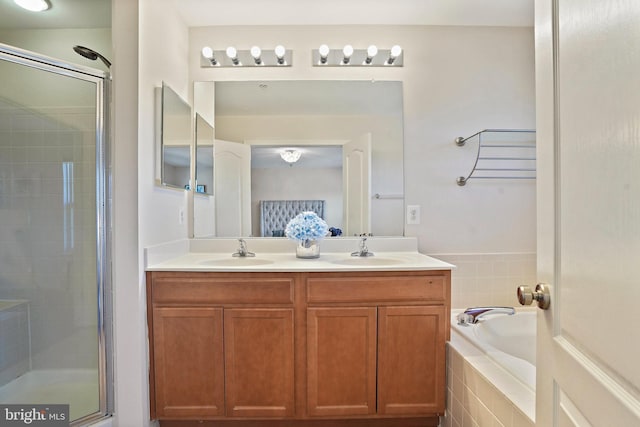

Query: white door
[535,1,640,426]
[214,139,251,237]
[342,133,372,236]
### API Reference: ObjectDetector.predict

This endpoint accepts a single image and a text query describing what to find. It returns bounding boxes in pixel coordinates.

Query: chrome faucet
[456,306,515,325]
[351,236,374,257]
[232,238,255,257]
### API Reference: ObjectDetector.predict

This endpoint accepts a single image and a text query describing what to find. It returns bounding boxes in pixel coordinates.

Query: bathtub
[452,308,536,389]
[447,308,536,426]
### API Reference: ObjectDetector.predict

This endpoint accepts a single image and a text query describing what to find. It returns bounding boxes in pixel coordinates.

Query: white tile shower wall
[0,101,98,371]
[432,253,536,309]
[443,345,534,427]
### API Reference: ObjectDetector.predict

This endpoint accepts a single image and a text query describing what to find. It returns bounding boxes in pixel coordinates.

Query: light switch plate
[406,205,420,225]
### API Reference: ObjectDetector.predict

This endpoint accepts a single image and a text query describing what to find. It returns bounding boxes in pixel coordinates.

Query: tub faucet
[456,306,515,325]
[351,236,374,257]
[232,239,255,257]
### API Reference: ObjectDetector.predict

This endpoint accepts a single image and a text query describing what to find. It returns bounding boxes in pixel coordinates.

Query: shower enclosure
[0,44,112,425]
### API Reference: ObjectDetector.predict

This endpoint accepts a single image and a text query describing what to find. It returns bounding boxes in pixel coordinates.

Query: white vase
[296,239,320,259]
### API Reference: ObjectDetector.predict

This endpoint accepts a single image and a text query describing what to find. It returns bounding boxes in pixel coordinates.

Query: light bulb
[14,0,49,12]
[250,46,262,65]
[201,46,213,59]
[225,46,237,59]
[319,44,330,57]
[387,45,402,65]
[342,44,354,65]
[225,46,239,65]
[365,45,378,64]
[318,44,330,64]
[274,45,286,64]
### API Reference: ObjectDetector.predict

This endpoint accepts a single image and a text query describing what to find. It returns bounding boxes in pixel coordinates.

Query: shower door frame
[0,43,113,425]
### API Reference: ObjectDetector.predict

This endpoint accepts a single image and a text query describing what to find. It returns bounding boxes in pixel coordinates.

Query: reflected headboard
[260,200,326,237]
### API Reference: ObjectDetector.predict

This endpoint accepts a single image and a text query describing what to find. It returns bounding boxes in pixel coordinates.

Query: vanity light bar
[312,45,403,67]
[200,45,292,67]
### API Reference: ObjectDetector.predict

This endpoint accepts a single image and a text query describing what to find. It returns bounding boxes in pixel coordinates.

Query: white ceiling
[0,0,533,30]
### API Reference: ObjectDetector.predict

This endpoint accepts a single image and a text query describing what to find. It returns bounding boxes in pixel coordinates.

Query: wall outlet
[406,205,420,225]
[178,208,185,225]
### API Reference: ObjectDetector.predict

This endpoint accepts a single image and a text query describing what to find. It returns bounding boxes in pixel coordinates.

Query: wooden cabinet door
[224,308,295,417]
[307,307,377,416]
[377,305,446,415]
[153,307,224,418]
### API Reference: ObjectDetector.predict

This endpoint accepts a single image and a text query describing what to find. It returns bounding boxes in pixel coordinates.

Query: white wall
[188,25,536,254]
[0,28,112,71]
[251,167,342,236]
[138,0,191,248]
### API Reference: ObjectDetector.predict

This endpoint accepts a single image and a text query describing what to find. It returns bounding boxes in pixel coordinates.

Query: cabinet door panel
[378,306,446,415]
[224,308,295,417]
[153,307,224,418]
[307,307,377,416]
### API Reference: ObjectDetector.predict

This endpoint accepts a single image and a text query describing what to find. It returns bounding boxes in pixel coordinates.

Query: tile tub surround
[432,253,536,309]
[443,344,534,427]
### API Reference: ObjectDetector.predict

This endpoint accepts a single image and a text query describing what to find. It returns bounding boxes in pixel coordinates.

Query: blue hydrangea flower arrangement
[285,211,329,243]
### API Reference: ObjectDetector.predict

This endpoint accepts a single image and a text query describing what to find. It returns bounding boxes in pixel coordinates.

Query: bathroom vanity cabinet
[146,269,450,427]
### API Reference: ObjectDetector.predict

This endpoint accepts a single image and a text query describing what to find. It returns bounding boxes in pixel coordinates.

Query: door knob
[517,283,550,310]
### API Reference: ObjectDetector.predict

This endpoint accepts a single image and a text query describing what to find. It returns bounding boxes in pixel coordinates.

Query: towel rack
[455,129,536,186]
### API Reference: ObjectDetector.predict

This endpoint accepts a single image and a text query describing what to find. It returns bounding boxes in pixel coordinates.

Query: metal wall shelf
[455,129,536,186]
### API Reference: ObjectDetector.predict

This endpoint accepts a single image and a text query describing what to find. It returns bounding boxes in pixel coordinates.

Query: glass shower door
[0,45,110,425]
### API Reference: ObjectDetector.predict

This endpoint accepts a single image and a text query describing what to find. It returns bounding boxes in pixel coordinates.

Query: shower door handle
[517,283,550,310]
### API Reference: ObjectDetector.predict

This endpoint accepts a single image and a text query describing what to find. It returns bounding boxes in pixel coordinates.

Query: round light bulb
[250,46,261,59]
[225,46,237,59]
[390,45,402,58]
[367,45,378,58]
[274,45,286,59]
[201,46,213,59]
[343,44,354,58]
[319,44,330,57]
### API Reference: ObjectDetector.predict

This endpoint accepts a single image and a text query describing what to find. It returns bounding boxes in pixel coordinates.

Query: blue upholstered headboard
[260,200,326,237]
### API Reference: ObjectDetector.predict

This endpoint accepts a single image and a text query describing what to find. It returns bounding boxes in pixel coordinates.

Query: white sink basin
[199,257,274,267]
[331,257,405,266]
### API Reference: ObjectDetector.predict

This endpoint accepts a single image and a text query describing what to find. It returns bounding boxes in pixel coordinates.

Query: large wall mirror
[157,82,191,189]
[193,80,405,238]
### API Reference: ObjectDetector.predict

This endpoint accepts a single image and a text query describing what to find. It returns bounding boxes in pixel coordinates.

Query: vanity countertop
[146,251,454,272]
[145,238,455,272]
